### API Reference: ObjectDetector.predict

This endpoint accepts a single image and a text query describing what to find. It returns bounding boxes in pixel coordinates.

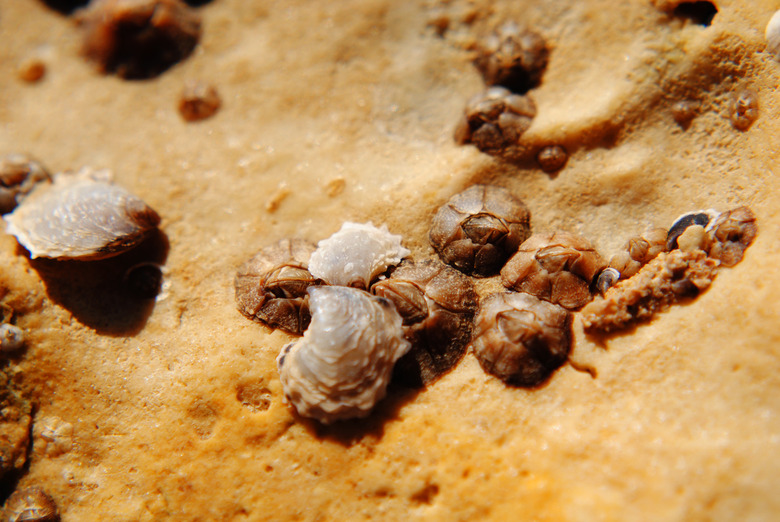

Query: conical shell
[4,177,160,260]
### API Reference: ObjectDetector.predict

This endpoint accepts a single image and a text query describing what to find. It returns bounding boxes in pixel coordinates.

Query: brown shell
[371,259,478,387]
[454,87,537,155]
[429,184,531,277]
[471,292,571,387]
[0,155,51,215]
[608,227,667,279]
[473,23,549,94]
[234,239,320,335]
[3,486,59,522]
[500,231,604,310]
[706,206,757,267]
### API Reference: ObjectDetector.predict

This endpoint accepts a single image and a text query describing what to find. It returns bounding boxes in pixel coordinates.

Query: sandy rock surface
[1,0,780,520]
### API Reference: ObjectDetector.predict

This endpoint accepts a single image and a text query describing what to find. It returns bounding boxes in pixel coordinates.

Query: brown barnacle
[0,154,51,215]
[581,249,719,334]
[536,145,568,173]
[473,22,549,94]
[471,292,571,387]
[234,239,321,335]
[17,58,47,84]
[2,486,59,522]
[429,184,531,278]
[79,0,201,80]
[371,259,478,387]
[705,206,757,267]
[729,88,759,131]
[608,227,667,279]
[178,81,221,122]
[454,87,536,156]
[671,100,700,128]
[501,232,604,310]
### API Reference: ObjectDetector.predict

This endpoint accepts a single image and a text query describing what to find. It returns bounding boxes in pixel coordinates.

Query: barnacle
[705,206,757,267]
[78,0,201,79]
[536,145,568,173]
[371,260,478,387]
[308,222,410,289]
[4,174,160,260]
[729,88,759,131]
[3,486,59,522]
[179,81,222,122]
[429,184,531,277]
[454,87,537,157]
[277,286,411,424]
[608,227,667,279]
[0,324,25,353]
[0,154,51,215]
[473,22,549,94]
[666,210,718,251]
[501,231,604,310]
[235,239,320,335]
[471,292,571,387]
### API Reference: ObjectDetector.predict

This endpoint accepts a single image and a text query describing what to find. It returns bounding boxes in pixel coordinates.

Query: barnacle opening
[673,2,717,27]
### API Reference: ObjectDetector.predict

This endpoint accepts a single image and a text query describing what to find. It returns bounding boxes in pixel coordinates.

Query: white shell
[4,175,160,260]
[0,324,24,352]
[766,10,780,60]
[308,222,410,288]
[277,286,411,424]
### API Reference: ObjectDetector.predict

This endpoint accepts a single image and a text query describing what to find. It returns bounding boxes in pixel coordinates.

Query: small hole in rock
[411,483,440,504]
[236,381,273,413]
[673,2,717,26]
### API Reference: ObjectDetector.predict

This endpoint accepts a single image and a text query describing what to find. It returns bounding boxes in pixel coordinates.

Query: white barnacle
[4,173,159,260]
[766,10,780,60]
[277,286,411,424]
[308,222,410,288]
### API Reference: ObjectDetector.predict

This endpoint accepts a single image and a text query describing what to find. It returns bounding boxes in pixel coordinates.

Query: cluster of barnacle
[235,183,757,424]
[453,22,569,171]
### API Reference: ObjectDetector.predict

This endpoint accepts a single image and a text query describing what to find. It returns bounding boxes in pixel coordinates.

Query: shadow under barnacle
[24,229,169,336]
[300,384,423,447]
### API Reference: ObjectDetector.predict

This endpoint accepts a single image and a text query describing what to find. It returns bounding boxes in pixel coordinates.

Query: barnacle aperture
[4,176,160,260]
[235,239,320,335]
[308,222,410,289]
[705,206,757,266]
[429,184,531,277]
[501,231,604,310]
[79,0,201,80]
[371,259,478,387]
[473,23,549,94]
[277,286,411,424]
[454,87,537,156]
[471,292,572,387]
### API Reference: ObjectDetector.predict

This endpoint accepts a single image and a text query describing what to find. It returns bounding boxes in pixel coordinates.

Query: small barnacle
[666,210,718,251]
[706,206,757,267]
[277,286,411,424]
[471,292,571,387]
[594,267,620,296]
[0,154,52,215]
[671,100,700,128]
[474,22,549,94]
[766,10,780,61]
[729,88,759,131]
[536,145,568,173]
[3,486,59,522]
[454,87,536,156]
[501,231,604,310]
[33,416,74,458]
[371,259,478,387]
[608,227,667,279]
[0,324,25,353]
[429,184,531,277]
[17,58,47,84]
[235,239,320,335]
[4,175,160,260]
[79,0,201,80]
[308,222,410,289]
[178,81,221,122]
[581,249,719,333]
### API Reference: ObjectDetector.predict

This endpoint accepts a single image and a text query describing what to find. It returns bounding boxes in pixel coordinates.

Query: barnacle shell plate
[277,286,411,424]
[4,176,160,260]
[308,222,410,288]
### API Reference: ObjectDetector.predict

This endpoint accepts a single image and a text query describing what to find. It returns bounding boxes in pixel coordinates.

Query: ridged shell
[308,222,410,288]
[277,286,411,424]
[4,177,160,260]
